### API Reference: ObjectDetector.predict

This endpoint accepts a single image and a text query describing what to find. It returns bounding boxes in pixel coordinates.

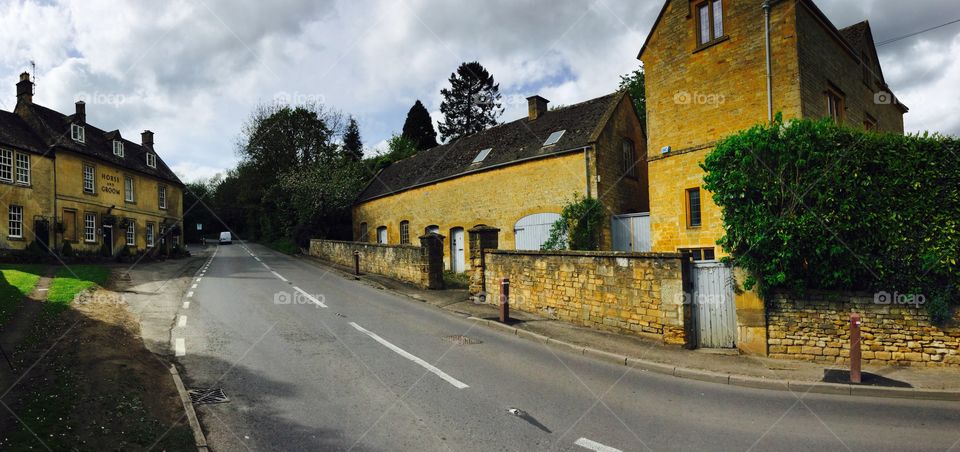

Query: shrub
[61,241,74,258]
[542,194,606,251]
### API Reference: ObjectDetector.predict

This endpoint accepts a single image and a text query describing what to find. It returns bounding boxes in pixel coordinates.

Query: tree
[619,66,646,130]
[438,61,503,141]
[342,116,363,161]
[366,134,419,174]
[401,100,438,150]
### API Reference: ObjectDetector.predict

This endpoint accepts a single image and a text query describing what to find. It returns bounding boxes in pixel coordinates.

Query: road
[171,242,960,451]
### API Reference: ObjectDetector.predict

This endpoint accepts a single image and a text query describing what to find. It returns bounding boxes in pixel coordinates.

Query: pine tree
[438,61,503,141]
[401,100,439,150]
[342,116,363,161]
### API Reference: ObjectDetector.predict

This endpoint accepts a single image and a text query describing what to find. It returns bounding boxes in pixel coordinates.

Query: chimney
[527,95,549,121]
[141,130,154,149]
[16,72,32,105]
[74,101,86,123]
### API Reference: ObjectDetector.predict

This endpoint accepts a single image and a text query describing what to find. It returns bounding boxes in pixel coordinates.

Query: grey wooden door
[611,213,651,252]
[692,261,736,348]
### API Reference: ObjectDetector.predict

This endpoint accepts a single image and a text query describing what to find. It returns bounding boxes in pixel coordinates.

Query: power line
[877,17,960,46]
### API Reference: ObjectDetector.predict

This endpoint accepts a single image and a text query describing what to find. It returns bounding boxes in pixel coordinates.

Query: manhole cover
[188,388,229,405]
[442,335,482,345]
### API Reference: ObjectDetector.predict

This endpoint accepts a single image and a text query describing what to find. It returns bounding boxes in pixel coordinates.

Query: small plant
[541,194,606,251]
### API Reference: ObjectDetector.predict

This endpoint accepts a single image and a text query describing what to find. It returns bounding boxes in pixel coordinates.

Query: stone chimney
[141,130,154,149]
[527,95,549,121]
[16,72,32,106]
[74,101,86,123]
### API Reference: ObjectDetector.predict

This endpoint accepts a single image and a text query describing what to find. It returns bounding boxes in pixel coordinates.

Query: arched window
[399,220,410,244]
[358,222,368,242]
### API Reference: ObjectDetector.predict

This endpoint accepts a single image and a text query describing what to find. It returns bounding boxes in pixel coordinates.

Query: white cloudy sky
[0,0,957,182]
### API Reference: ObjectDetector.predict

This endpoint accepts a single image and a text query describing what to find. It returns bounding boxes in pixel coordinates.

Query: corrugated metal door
[514,213,560,250]
[692,261,736,348]
[611,213,651,252]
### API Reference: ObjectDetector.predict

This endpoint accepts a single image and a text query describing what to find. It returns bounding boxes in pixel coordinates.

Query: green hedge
[702,115,958,321]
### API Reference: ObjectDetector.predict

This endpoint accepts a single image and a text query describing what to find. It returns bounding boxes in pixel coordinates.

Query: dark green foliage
[60,241,74,258]
[439,61,503,141]
[402,100,439,150]
[342,116,364,161]
[702,115,959,321]
[365,134,420,174]
[542,194,606,251]
[618,67,646,129]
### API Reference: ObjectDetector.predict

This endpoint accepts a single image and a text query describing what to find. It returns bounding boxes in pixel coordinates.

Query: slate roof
[0,110,46,153]
[13,103,183,186]
[838,21,869,51]
[356,92,623,203]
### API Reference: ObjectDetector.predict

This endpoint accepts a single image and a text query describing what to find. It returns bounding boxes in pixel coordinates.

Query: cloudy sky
[1,0,957,182]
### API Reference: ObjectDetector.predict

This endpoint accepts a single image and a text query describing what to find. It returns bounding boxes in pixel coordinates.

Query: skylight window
[543,130,565,147]
[471,148,492,164]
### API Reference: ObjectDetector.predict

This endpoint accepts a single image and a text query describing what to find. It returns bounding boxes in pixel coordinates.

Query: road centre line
[271,271,288,282]
[348,322,469,389]
[293,286,327,308]
[574,438,622,452]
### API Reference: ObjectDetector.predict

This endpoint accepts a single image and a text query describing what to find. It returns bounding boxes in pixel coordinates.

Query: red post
[353,251,361,276]
[850,312,862,384]
[499,278,510,323]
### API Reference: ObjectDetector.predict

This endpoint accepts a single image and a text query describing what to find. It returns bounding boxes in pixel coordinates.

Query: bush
[702,114,959,320]
[542,194,606,251]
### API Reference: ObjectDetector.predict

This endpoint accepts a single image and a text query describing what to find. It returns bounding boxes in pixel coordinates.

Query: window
[399,220,410,244]
[71,123,85,143]
[125,176,135,202]
[83,164,95,193]
[679,247,716,261]
[15,153,29,184]
[146,153,157,168]
[126,220,135,246]
[84,212,96,243]
[359,222,368,242]
[158,185,167,209]
[472,148,492,164]
[825,85,845,122]
[8,205,22,238]
[621,138,638,178]
[543,130,566,147]
[864,114,877,131]
[146,223,155,247]
[113,140,124,157]
[686,187,702,228]
[0,149,12,182]
[697,0,724,46]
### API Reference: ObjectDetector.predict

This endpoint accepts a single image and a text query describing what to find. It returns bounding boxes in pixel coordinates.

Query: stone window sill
[693,35,729,54]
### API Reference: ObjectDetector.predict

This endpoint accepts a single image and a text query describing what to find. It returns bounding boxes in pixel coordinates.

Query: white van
[219,231,232,244]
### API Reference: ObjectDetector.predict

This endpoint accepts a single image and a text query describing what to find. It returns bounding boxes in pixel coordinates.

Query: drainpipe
[583,146,592,198]
[763,0,773,122]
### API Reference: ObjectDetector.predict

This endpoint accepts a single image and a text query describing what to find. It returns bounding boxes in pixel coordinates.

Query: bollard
[499,278,510,323]
[850,312,862,384]
[353,251,361,276]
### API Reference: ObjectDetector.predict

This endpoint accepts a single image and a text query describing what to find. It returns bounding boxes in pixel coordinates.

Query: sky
[0,0,957,183]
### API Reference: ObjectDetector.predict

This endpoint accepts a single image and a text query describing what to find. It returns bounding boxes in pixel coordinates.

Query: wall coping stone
[486,249,682,259]
[309,238,419,250]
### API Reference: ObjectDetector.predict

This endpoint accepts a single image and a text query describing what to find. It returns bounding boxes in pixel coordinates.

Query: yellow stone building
[0,73,184,256]
[353,92,649,272]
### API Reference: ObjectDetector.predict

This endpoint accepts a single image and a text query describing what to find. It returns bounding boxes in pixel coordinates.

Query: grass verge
[0,264,44,324]
[443,270,469,290]
[46,265,111,306]
[264,237,300,254]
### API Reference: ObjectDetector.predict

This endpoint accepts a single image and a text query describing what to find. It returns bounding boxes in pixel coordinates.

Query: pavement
[140,242,960,451]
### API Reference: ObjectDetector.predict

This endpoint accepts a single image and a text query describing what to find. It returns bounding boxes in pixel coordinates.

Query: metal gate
[611,213,650,252]
[691,261,736,348]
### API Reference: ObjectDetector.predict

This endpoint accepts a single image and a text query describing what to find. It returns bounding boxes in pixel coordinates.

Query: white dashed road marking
[574,438,622,452]
[187,291,194,298]
[183,301,190,309]
[178,315,187,327]
[292,286,327,308]
[174,338,186,356]
[191,284,198,289]
[271,271,288,282]
[348,322,469,389]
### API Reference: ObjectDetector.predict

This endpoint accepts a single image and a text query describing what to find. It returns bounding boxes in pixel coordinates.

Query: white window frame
[125,176,135,202]
[126,220,136,246]
[0,149,12,182]
[158,185,167,209]
[83,164,95,194]
[84,212,97,243]
[146,223,155,248]
[146,153,157,168]
[71,123,85,143]
[8,205,22,238]
[113,140,124,157]
[15,153,29,185]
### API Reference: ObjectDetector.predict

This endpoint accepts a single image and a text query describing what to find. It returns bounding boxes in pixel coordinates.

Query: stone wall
[482,249,687,345]
[768,292,960,367]
[309,235,444,289]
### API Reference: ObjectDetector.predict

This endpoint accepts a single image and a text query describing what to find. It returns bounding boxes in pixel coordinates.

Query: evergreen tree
[401,100,438,150]
[438,61,503,141]
[342,116,363,161]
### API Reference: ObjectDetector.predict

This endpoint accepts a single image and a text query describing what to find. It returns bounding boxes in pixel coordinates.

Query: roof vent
[542,130,565,147]
[471,148,492,164]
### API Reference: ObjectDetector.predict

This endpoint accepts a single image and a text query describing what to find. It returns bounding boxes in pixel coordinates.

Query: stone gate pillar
[467,225,500,297]
[419,233,445,289]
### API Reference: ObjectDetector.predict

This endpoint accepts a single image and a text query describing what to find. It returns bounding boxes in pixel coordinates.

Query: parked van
[219,232,232,244]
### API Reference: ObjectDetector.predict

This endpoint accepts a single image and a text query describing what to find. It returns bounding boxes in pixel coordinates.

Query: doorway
[102,225,114,256]
[450,227,465,273]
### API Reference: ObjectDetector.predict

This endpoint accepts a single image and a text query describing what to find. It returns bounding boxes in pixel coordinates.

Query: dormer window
[113,140,124,157]
[146,153,157,168]
[71,123,85,143]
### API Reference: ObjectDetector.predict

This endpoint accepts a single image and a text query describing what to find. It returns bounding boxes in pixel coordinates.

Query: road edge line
[169,364,209,451]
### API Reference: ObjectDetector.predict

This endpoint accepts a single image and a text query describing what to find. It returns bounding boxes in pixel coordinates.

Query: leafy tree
[366,134,420,174]
[542,194,606,251]
[402,100,438,150]
[238,103,341,182]
[342,116,363,161]
[438,61,503,141]
[618,66,646,129]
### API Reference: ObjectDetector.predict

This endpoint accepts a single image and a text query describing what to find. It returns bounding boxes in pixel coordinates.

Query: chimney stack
[74,101,86,123]
[527,95,549,121]
[141,130,154,149]
[16,72,32,105]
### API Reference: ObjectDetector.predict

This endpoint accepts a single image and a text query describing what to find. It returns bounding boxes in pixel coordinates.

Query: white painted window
[158,185,167,209]
[8,205,22,238]
[0,149,12,182]
[83,164,95,193]
[126,220,135,246]
[125,176,135,202]
[399,220,410,244]
[71,123,85,143]
[146,223,155,247]
[15,153,29,184]
[146,153,157,168]
[84,212,96,242]
[113,140,124,157]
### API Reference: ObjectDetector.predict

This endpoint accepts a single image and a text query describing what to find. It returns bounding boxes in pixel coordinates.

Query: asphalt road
[172,242,960,452]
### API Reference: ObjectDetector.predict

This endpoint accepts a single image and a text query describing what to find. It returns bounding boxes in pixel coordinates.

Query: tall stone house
[353,92,648,272]
[638,0,907,257]
[0,72,184,255]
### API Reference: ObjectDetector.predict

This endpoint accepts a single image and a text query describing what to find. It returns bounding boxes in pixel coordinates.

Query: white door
[611,213,651,252]
[376,226,387,244]
[450,227,465,273]
[514,213,560,250]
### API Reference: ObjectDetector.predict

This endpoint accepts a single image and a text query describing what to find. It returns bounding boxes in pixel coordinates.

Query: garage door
[514,213,560,250]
